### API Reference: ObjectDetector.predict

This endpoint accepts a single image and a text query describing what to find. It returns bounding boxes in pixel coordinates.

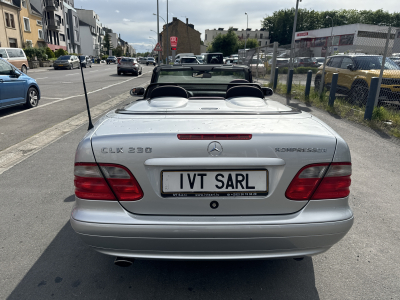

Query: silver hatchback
[54,55,80,70]
[117,57,142,76]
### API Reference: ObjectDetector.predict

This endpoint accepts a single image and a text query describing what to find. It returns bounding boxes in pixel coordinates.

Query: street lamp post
[153,12,168,64]
[319,15,334,95]
[326,16,334,55]
[244,12,248,51]
[156,0,160,65]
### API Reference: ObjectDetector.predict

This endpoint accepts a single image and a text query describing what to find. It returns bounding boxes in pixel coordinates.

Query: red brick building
[160,17,201,57]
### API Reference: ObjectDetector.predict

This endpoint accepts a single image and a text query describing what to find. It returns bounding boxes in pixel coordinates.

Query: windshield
[59,56,71,60]
[181,58,198,63]
[353,56,400,70]
[157,69,246,83]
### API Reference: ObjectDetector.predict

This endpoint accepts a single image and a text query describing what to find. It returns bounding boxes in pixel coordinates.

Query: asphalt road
[0,63,154,151]
[0,71,399,299]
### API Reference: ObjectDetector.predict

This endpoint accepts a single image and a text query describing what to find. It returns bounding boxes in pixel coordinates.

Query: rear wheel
[117,70,121,75]
[25,87,39,108]
[350,81,369,106]
[21,65,27,74]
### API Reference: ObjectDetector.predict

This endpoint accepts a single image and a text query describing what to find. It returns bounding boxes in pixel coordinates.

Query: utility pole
[287,0,301,87]
[166,0,169,64]
[244,12,248,50]
[157,0,160,65]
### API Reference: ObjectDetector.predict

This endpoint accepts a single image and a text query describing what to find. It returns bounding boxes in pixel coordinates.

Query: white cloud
[122,18,130,22]
[115,10,119,13]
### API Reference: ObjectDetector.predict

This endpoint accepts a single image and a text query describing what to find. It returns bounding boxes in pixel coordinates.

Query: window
[258,41,261,46]
[10,14,15,28]
[74,30,79,41]
[0,60,13,75]
[6,48,24,58]
[329,57,342,68]
[74,16,78,27]
[260,33,263,39]
[9,38,17,48]
[23,17,31,31]
[37,20,43,26]
[314,37,327,47]
[341,57,353,69]
[60,34,65,42]
[357,31,395,40]
[22,0,27,8]
[339,34,354,46]
[332,36,340,46]
[4,13,15,28]
[38,29,44,40]
[205,34,207,40]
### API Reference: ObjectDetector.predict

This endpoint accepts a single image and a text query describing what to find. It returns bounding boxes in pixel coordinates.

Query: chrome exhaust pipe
[114,257,135,267]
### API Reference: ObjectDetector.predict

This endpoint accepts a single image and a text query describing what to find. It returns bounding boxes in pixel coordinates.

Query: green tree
[54,48,68,58]
[208,27,240,56]
[46,47,55,59]
[238,38,259,50]
[113,45,123,57]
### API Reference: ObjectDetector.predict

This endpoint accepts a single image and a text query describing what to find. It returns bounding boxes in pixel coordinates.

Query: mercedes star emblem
[207,141,223,156]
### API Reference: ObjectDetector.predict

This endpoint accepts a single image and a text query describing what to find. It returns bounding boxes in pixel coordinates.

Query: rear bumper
[70,198,354,260]
[118,67,138,73]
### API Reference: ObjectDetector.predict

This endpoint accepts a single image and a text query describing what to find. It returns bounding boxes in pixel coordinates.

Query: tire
[350,81,369,106]
[21,65,27,74]
[54,67,58,70]
[117,71,121,75]
[24,87,39,108]
[69,64,73,70]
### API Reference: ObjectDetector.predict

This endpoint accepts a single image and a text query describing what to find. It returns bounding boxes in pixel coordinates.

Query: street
[1,65,400,300]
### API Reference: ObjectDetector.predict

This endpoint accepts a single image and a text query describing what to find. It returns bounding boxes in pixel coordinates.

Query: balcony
[45,0,59,11]
[48,19,60,31]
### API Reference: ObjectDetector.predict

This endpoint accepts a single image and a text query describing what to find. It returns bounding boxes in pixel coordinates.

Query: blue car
[0,57,40,110]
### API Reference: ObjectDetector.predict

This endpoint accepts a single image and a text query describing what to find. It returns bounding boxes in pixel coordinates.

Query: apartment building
[76,9,102,56]
[0,0,23,48]
[205,28,269,47]
[63,1,79,53]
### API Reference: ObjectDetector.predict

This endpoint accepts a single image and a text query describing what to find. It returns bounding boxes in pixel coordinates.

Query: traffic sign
[154,43,162,52]
[170,36,178,47]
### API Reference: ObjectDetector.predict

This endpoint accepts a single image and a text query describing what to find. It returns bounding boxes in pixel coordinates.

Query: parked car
[146,57,156,66]
[225,59,238,65]
[315,55,400,105]
[179,56,200,64]
[249,58,266,76]
[117,57,142,76]
[0,57,40,110]
[0,47,29,74]
[293,57,317,68]
[79,55,92,68]
[106,56,117,64]
[389,57,400,67]
[71,63,353,265]
[54,55,81,70]
[312,57,326,67]
[268,58,290,68]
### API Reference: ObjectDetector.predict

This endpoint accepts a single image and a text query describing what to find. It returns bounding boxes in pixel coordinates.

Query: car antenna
[79,59,94,130]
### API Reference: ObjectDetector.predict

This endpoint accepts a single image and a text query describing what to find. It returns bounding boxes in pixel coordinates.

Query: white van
[175,53,194,61]
[0,48,29,73]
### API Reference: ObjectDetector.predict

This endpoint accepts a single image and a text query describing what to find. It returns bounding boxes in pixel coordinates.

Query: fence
[238,25,400,122]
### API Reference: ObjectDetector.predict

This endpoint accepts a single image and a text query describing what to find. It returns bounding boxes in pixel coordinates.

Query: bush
[46,47,55,59]
[23,47,46,61]
[101,55,108,60]
[54,48,68,58]
[296,67,319,74]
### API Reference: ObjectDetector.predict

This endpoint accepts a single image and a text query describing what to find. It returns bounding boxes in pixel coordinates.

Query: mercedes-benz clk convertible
[70,64,353,266]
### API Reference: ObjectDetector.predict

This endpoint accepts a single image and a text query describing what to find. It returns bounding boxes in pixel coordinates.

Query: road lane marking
[35,77,48,80]
[0,71,153,121]
[0,81,149,175]
[41,97,62,100]
[65,73,78,76]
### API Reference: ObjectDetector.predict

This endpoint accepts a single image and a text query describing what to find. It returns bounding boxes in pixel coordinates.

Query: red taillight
[285,162,351,200]
[177,134,252,140]
[74,163,143,201]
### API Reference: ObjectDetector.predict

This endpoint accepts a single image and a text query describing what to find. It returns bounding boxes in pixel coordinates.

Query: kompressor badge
[275,148,327,153]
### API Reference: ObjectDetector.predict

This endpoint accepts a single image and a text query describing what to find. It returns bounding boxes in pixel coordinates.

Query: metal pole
[287,0,300,86]
[319,37,331,96]
[374,25,391,108]
[256,47,260,80]
[79,61,93,130]
[305,70,312,99]
[270,42,278,86]
[365,77,379,120]
[287,69,294,94]
[273,67,279,90]
[157,0,160,66]
[328,73,338,106]
[244,13,248,51]
[166,0,169,64]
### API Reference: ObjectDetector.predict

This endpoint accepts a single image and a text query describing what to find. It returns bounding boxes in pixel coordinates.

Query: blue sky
[75,0,399,53]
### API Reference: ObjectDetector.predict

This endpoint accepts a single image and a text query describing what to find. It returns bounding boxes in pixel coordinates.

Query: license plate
[59,65,63,66]
[161,170,268,197]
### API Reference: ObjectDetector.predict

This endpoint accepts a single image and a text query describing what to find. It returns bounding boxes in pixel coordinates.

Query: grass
[266,82,400,139]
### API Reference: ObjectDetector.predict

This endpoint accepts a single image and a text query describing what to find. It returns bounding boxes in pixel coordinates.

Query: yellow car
[315,55,400,105]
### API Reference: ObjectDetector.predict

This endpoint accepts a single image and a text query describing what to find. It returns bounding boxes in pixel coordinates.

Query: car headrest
[227,79,249,90]
[226,86,264,99]
[150,85,189,99]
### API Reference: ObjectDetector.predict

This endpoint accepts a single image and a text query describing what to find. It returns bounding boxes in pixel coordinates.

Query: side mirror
[10,69,21,78]
[130,87,145,96]
[347,64,355,71]
[262,87,273,97]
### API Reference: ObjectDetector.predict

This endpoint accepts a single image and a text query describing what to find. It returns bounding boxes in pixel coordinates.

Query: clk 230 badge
[101,147,152,153]
[275,148,327,153]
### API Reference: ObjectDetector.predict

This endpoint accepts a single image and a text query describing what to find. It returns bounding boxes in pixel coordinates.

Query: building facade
[295,24,400,57]
[12,0,45,48]
[63,1,79,53]
[204,28,269,47]
[160,17,201,57]
[0,0,23,48]
[76,9,102,56]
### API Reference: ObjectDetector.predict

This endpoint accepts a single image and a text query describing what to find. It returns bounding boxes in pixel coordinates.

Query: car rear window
[181,58,197,63]
[158,70,246,83]
[301,58,312,62]
[59,55,71,60]
[6,48,25,58]
[121,58,133,62]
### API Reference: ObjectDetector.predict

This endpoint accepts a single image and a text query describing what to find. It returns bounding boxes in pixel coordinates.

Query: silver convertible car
[71,64,353,266]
